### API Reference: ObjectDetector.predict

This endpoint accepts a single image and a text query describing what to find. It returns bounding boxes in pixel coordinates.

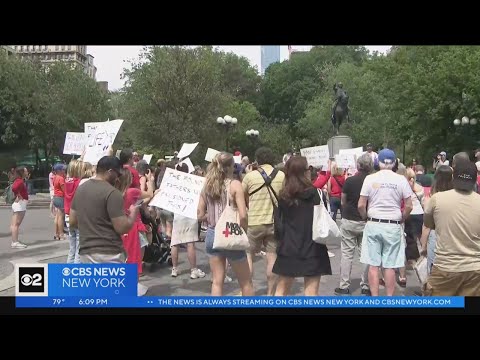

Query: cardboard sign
[63,132,87,155]
[335,154,356,169]
[233,155,242,164]
[300,145,330,168]
[143,154,153,164]
[83,119,124,165]
[205,148,220,162]
[180,157,195,174]
[149,168,205,219]
[177,142,199,160]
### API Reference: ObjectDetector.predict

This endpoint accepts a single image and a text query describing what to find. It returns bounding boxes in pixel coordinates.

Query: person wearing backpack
[10,166,29,249]
[242,147,285,296]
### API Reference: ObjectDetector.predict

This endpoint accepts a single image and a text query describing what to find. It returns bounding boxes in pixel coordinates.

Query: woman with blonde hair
[197,153,254,296]
[64,160,83,263]
[327,161,345,221]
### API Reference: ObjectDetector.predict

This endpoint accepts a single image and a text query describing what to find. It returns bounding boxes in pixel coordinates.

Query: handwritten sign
[205,148,220,162]
[300,145,330,168]
[335,154,356,169]
[177,142,199,160]
[63,132,87,155]
[143,154,153,164]
[83,119,124,165]
[149,168,205,219]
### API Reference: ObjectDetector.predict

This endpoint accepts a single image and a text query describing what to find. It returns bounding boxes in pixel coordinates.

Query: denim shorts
[205,227,247,263]
[53,196,64,212]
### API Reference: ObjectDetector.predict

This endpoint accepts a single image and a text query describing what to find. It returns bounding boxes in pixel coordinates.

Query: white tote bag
[312,189,341,245]
[213,183,249,251]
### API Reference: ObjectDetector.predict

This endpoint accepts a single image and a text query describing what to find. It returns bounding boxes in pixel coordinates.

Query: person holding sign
[197,153,254,296]
[327,161,345,221]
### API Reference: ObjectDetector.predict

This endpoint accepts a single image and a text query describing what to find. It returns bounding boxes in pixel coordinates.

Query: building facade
[12,45,97,79]
[1,45,16,56]
[261,45,280,75]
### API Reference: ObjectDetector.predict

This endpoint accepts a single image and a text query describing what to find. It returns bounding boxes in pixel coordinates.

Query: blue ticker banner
[16,296,465,308]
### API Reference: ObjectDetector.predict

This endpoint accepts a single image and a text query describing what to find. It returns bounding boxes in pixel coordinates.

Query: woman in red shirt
[10,166,29,249]
[52,163,67,240]
[327,161,345,220]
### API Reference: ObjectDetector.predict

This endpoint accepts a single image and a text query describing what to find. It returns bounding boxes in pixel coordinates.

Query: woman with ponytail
[198,153,254,296]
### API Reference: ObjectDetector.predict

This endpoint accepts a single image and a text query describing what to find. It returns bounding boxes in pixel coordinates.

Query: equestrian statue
[331,82,350,135]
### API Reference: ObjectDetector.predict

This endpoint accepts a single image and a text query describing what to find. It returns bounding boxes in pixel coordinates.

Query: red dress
[122,188,146,275]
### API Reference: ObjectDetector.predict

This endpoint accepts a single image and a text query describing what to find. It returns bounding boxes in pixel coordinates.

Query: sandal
[397,276,407,288]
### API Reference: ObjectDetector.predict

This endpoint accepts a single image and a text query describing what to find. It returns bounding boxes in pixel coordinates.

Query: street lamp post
[217,115,237,151]
[453,116,478,152]
[246,129,260,143]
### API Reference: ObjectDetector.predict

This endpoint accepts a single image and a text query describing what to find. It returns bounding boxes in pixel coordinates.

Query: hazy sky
[88,45,391,91]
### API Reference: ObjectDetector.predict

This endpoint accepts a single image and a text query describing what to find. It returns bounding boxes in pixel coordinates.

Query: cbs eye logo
[18,267,44,293]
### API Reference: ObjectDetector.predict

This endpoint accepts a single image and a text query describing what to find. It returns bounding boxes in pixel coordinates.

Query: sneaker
[171,267,178,277]
[11,242,28,249]
[328,251,335,258]
[334,287,350,295]
[361,288,372,296]
[190,268,206,279]
[137,283,148,296]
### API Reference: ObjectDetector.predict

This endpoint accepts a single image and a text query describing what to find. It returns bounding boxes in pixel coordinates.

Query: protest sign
[149,168,205,219]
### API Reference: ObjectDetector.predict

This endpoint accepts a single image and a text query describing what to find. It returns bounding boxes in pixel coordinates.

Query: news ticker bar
[16,296,465,308]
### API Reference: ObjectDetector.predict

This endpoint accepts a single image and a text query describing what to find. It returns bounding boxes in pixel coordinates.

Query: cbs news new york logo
[15,264,48,296]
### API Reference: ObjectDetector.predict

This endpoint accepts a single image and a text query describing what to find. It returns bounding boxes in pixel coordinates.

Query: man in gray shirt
[70,156,139,264]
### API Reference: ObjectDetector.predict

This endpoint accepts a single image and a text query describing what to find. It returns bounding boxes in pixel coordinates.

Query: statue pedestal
[328,135,353,158]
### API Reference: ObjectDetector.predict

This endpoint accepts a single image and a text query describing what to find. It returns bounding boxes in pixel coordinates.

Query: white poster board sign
[233,155,242,164]
[177,142,199,160]
[335,154,356,169]
[83,119,124,165]
[205,148,220,162]
[143,154,153,164]
[300,145,330,168]
[165,155,175,161]
[63,132,87,155]
[149,168,205,219]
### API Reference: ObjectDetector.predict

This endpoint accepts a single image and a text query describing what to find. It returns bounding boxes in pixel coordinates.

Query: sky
[88,45,391,91]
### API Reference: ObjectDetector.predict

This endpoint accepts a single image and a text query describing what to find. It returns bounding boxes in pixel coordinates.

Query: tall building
[0,45,16,56]
[12,45,97,79]
[261,45,280,75]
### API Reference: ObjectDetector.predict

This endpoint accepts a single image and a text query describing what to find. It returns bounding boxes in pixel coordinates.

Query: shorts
[79,252,126,264]
[360,221,405,268]
[205,227,247,263]
[53,196,65,212]
[139,232,149,248]
[12,200,28,213]
[247,224,277,253]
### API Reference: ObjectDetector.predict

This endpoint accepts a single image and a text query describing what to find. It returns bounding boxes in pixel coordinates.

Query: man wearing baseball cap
[433,151,449,171]
[423,160,480,296]
[358,148,413,296]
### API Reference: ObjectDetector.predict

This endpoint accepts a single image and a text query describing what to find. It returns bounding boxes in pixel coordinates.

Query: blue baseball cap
[378,148,396,164]
[53,163,66,171]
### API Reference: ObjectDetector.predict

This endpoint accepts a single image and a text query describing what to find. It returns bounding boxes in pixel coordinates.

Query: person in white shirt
[433,151,449,170]
[358,148,413,296]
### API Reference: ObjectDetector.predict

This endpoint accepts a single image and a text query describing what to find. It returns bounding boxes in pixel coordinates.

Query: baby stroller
[140,207,172,269]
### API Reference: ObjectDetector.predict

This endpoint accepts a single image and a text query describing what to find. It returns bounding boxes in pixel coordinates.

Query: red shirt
[124,188,146,230]
[12,178,28,201]
[313,171,331,189]
[53,175,65,197]
[329,175,345,198]
[124,165,140,189]
[64,177,80,215]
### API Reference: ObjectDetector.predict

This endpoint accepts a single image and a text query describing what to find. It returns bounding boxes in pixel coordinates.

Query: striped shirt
[242,165,285,226]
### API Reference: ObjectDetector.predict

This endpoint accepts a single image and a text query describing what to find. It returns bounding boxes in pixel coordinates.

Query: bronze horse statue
[331,83,350,135]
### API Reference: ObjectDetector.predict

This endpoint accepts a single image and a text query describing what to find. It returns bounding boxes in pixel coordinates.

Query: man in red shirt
[119,149,141,189]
